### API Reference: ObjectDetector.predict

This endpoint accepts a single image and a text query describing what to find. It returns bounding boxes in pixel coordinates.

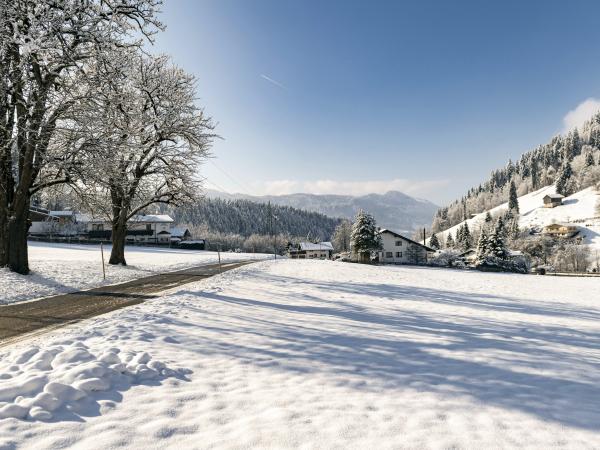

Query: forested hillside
[206,190,438,234]
[164,198,341,241]
[432,113,600,233]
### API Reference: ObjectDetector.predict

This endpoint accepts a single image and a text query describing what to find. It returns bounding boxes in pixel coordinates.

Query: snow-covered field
[1,260,600,449]
[438,185,600,249]
[0,241,269,305]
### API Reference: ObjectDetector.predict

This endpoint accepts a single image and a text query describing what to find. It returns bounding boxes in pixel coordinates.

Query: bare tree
[332,219,352,252]
[0,0,161,274]
[71,51,215,265]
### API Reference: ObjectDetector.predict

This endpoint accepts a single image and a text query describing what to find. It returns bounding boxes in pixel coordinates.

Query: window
[92,224,104,231]
[395,240,403,246]
[385,252,393,258]
[396,252,402,258]
[146,224,152,232]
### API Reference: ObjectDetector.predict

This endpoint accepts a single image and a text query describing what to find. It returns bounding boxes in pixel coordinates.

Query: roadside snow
[1,260,600,448]
[0,241,269,305]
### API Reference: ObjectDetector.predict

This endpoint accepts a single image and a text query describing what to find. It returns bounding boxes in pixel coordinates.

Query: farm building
[543,194,564,208]
[542,223,579,238]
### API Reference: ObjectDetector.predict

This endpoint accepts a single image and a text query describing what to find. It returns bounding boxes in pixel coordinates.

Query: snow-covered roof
[544,222,578,229]
[543,194,564,200]
[129,214,174,223]
[299,242,334,251]
[378,229,435,252]
[49,210,75,217]
[170,227,190,237]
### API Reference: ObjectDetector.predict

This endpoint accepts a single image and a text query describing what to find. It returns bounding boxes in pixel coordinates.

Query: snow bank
[0,340,188,422]
[0,241,269,305]
[1,260,600,448]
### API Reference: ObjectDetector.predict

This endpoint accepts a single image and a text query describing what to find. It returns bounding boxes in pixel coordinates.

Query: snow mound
[0,341,189,422]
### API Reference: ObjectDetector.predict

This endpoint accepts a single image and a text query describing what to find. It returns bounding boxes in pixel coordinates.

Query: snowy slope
[0,241,269,305]
[1,260,600,448]
[437,185,600,249]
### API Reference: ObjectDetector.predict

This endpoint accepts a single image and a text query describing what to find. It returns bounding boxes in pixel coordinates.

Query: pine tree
[445,233,455,249]
[585,150,596,167]
[429,233,440,250]
[556,161,573,196]
[475,228,490,261]
[485,211,493,223]
[460,223,472,251]
[508,180,519,213]
[489,218,508,259]
[531,163,539,189]
[350,210,382,262]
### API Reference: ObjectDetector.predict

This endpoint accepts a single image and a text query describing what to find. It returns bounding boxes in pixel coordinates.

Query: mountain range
[205,190,439,234]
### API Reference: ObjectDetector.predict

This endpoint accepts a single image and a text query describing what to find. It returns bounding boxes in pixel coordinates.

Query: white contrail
[260,74,286,90]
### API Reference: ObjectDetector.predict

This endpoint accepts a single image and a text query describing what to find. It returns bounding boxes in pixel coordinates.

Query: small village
[2,1,600,448]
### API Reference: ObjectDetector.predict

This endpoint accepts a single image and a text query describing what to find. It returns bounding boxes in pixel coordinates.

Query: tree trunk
[109,221,127,265]
[0,206,7,267]
[7,204,30,275]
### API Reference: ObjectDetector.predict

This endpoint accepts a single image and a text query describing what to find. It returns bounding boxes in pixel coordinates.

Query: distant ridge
[205,190,439,234]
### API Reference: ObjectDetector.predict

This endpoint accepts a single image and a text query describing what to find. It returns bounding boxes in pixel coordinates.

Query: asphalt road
[0,260,254,346]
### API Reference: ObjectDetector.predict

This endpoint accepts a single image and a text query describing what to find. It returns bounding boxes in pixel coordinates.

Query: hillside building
[542,223,579,238]
[543,194,564,208]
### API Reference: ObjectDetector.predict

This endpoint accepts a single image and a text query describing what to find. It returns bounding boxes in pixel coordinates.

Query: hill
[432,112,600,235]
[206,190,438,234]
[434,185,600,250]
[166,197,341,241]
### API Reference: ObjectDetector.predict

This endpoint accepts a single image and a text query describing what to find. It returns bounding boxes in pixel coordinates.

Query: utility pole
[267,201,276,260]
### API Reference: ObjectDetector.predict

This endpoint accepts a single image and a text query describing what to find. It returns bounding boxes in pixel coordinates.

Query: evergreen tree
[585,150,596,167]
[556,161,573,196]
[445,233,455,249]
[531,163,539,189]
[459,223,472,251]
[429,233,440,250]
[350,210,382,262]
[484,211,493,224]
[508,180,519,213]
[489,218,508,259]
[475,228,490,261]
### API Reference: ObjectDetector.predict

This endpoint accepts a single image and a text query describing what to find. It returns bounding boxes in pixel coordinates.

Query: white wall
[378,232,427,264]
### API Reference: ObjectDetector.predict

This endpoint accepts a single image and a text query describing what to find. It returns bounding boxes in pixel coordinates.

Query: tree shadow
[176,275,600,430]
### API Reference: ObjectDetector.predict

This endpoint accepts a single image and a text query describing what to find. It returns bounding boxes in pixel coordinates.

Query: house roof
[543,194,565,200]
[377,228,436,252]
[544,222,578,229]
[170,227,190,237]
[49,210,75,217]
[299,242,334,251]
[129,214,174,223]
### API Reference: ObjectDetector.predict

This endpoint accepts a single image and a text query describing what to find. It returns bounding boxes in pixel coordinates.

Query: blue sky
[153,0,600,204]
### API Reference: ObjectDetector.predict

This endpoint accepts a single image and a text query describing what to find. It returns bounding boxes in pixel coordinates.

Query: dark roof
[377,229,436,252]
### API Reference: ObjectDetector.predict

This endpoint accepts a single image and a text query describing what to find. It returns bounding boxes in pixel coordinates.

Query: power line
[207,159,254,195]
[202,177,231,194]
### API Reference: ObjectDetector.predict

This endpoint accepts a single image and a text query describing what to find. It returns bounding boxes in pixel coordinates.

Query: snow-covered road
[1,260,600,448]
[0,241,269,305]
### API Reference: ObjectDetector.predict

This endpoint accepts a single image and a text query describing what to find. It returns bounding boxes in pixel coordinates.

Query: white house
[30,210,174,244]
[288,242,334,260]
[377,229,434,265]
